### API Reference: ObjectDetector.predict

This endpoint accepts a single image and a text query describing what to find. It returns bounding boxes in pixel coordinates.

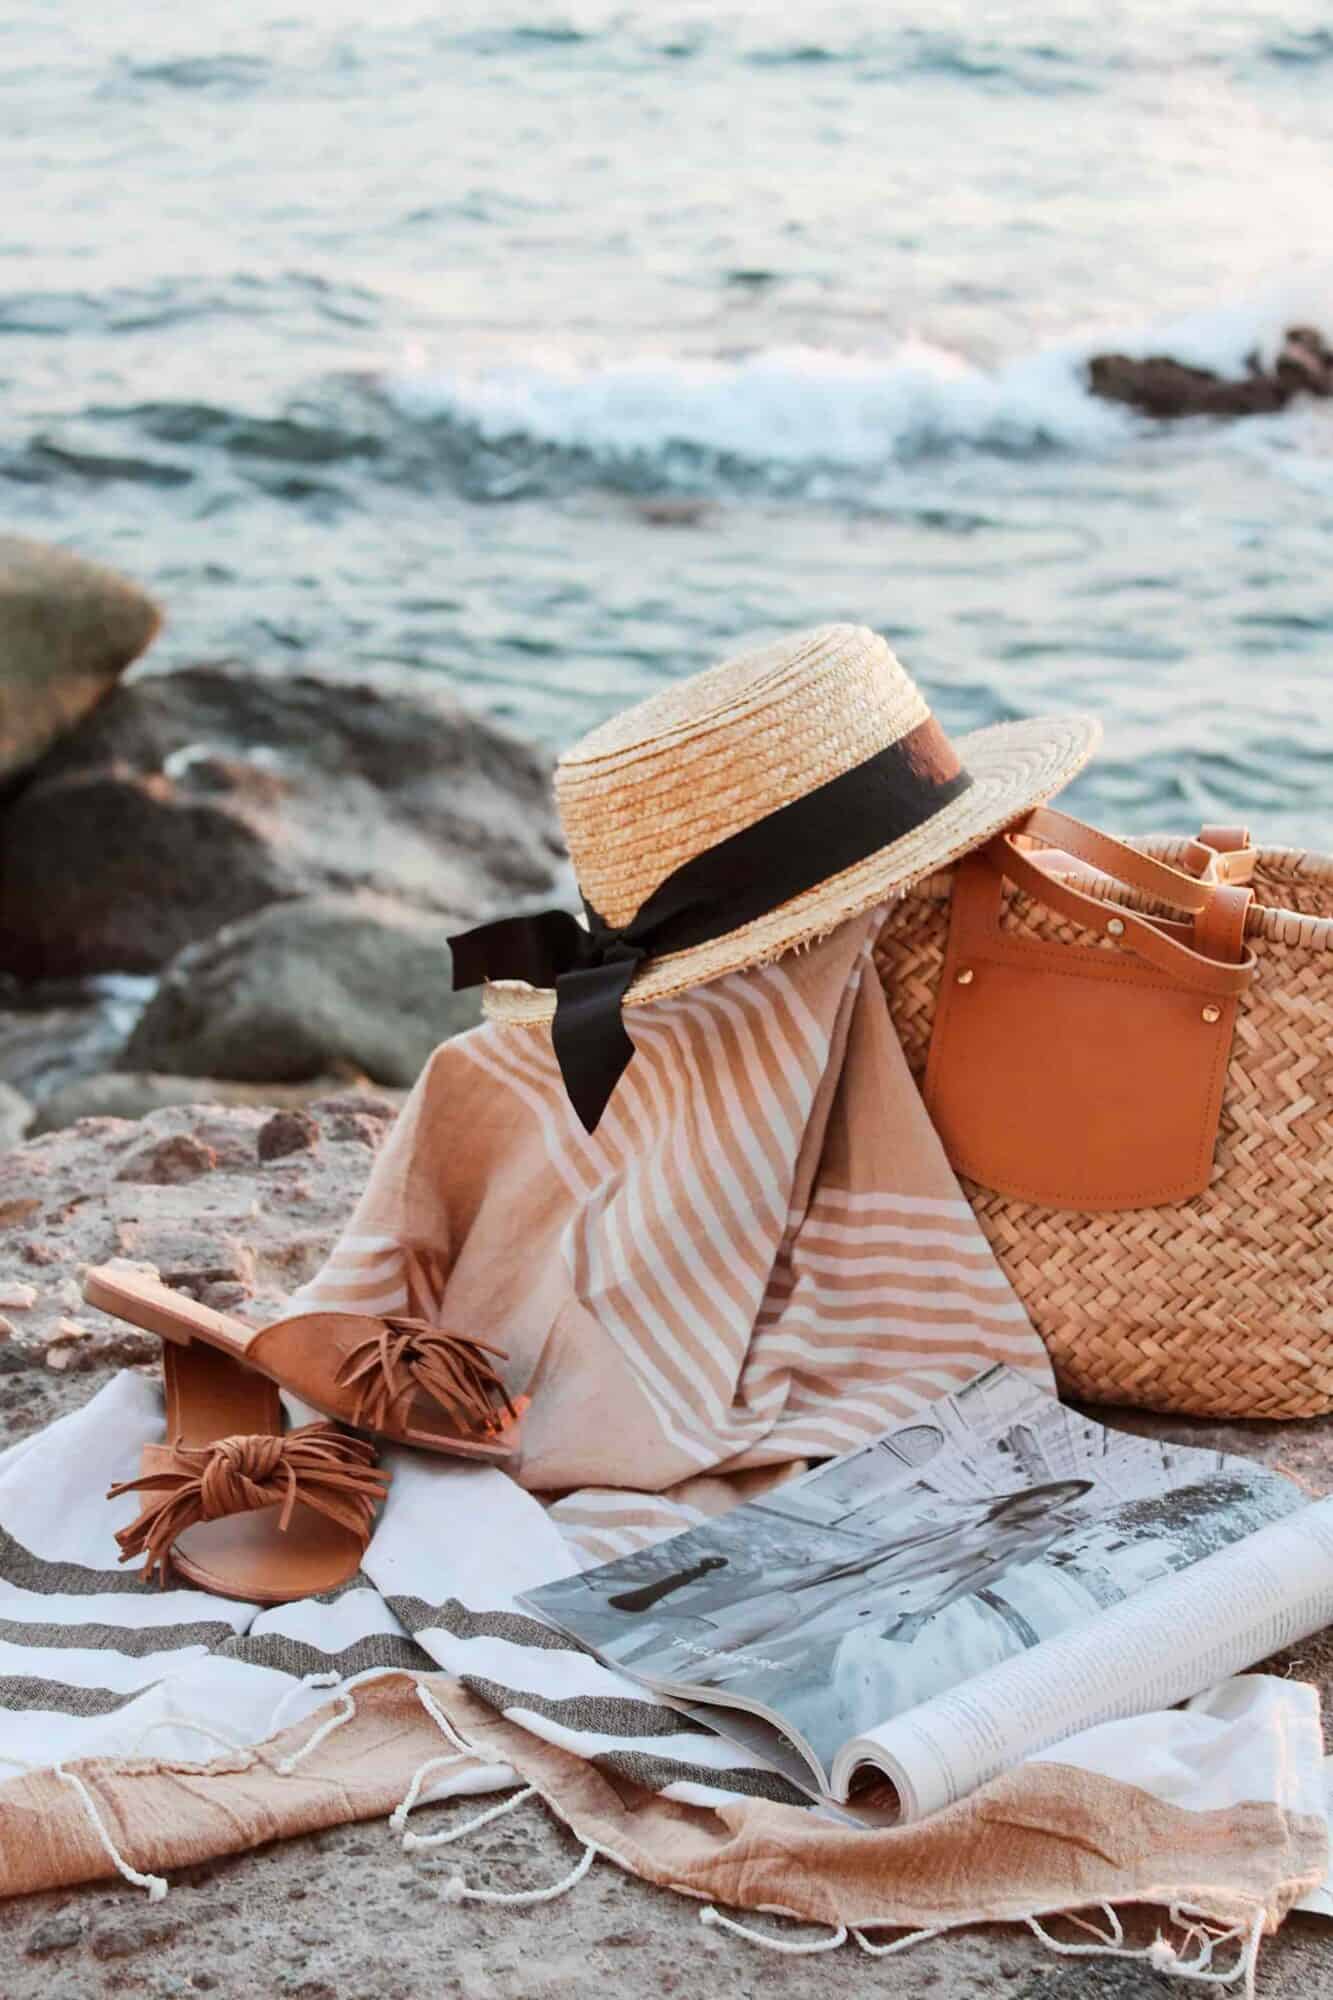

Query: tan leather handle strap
[992,834,1257,996]
[1015,806,1215,914]
[1190,824,1257,885]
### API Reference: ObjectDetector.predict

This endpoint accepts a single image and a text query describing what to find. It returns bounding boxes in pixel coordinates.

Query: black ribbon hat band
[451,719,973,1134]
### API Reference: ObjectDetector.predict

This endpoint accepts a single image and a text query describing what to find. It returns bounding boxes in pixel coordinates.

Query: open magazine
[523,1366,1333,1821]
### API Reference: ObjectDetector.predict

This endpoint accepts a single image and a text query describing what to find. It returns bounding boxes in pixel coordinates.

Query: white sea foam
[383,281,1333,482]
[386,337,1126,471]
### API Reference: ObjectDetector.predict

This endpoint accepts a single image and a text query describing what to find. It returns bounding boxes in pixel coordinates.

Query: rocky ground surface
[2,1102,1333,1996]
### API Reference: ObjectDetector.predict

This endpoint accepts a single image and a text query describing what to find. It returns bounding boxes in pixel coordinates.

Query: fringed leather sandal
[85,1266,526,1460]
[106,1336,388,1603]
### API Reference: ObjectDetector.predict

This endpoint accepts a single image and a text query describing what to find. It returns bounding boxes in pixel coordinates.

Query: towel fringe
[439,1838,598,1908]
[0,1748,169,1901]
[55,1762,169,1902]
[853,1923,948,1956]
[389,1751,469,1833]
[1026,1900,1265,1997]
[403,1783,536,1852]
[700,1909,848,1953]
[699,1895,1263,1992]
[406,1680,599,1905]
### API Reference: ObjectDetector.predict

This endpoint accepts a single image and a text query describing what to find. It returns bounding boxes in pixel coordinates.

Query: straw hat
[482,624,1097,1024]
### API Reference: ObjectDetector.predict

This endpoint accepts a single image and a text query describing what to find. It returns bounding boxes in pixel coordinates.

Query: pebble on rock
[24,1911,84,1956]
[258,1109,321,1161]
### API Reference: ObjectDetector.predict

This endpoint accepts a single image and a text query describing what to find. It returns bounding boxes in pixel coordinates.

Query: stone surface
[0,535,161,786]
[1,1102,1332,1995]
[0,660,565,978]
[123,896,482,1086]
[1088,322,1333,419]
[28,1069,407,1135]
[0,1094,401,1371]
[0,1078,31,1150]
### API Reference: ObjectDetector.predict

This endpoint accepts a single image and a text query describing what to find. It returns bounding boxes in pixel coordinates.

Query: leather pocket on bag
[923,851,1241,1212]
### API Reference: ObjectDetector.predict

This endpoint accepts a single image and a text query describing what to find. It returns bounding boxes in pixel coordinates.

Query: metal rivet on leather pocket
[1106,917,1125,937]
[956,968,975,985]
[1201,1004,1221,1023]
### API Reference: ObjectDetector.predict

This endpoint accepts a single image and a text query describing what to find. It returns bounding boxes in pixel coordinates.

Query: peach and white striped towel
[287,906,1054,1557]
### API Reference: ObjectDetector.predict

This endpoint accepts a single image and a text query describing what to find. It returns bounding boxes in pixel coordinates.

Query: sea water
[4,0,1331,839]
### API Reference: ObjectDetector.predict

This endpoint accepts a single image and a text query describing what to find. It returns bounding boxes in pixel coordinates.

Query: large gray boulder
[0,536,160,786]
[122,897,482,1086]
[0,661,564,977]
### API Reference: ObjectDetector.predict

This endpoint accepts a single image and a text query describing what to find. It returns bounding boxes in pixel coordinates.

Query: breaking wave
[380,291,1328,499]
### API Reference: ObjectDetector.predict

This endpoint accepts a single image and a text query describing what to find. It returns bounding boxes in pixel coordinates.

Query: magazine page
[522,1365,1304,1793]
[837,1496,1333,1821]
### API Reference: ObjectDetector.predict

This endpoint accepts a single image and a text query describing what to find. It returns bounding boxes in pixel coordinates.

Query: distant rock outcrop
[1088,324,1333,420]
[0,536,160,786]
[0,661,565,978]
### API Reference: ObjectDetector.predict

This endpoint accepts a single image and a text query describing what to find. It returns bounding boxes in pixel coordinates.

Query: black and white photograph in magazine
[525,1367,1306,1776]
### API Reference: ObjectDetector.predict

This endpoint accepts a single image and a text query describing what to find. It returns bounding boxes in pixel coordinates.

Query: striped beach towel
[0,909,1326,1974]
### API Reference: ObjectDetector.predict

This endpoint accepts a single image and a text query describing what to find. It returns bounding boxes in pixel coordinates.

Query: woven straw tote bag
[876,810,1333,1418]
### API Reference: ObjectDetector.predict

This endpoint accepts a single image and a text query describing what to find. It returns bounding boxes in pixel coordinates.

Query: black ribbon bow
[450,727,973,1133]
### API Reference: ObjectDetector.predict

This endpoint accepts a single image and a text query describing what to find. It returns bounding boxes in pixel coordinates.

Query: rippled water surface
[4,0,1332,838]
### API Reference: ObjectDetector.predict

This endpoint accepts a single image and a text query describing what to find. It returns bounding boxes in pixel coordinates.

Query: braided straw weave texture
[487,625,1097,1021]
[875,843,1333,1418]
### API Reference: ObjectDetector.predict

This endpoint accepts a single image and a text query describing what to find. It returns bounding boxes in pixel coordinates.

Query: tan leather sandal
[85,1266,526,1460]
[106,1336,388,1603]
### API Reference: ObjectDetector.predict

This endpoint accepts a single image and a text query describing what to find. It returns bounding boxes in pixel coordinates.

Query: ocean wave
[379,289,1333,500]
[746,30,1094,92]
[113,55,271,97]
[1261,27,1333,66]
[383,338,1129,494]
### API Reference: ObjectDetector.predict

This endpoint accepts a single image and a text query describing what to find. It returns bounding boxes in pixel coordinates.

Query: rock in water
[123,898,482,1086]
[0,537,161,785]
[1087,322,1333,419]
[0,662,564,977]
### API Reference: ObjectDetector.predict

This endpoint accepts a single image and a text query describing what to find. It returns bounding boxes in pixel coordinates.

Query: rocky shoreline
[1,303,1328,1148]
[0,536,571,1139]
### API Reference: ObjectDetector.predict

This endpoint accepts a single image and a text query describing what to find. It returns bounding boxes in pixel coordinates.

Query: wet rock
[0,535,161,787]
[29,1069,402,1136]
[1087,322,1333,419]
[1275,323,1333,397]
[0,972,155,1106]
[0,661,563,978]
[0,1079,31,1150]
[123,898,481,1087]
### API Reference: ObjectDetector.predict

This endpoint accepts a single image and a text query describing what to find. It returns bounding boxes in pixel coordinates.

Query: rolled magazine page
[832,1496,1333,1821]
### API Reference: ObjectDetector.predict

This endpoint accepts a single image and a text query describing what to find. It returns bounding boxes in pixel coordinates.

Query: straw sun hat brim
[482,711,1100,1025]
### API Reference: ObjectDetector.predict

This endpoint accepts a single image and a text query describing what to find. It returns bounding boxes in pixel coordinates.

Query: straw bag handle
[993,808,1257,996]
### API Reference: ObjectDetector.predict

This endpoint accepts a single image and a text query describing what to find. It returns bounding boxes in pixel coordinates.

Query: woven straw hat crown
[557,625,933,928]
